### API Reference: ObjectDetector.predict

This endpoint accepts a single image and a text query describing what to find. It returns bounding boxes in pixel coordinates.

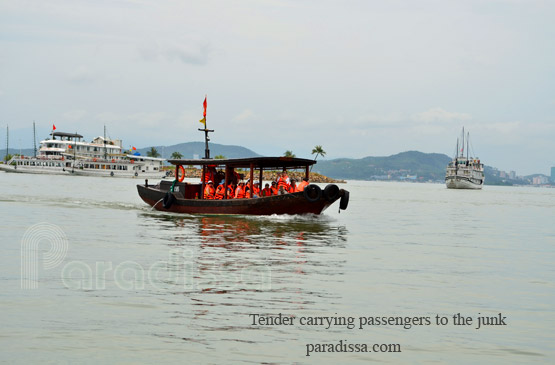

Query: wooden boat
[137,156,349,215]
[137,103,348,215]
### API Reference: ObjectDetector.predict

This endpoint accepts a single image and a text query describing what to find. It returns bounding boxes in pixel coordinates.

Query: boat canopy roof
[51,132,84,139]
[168,156,316,170]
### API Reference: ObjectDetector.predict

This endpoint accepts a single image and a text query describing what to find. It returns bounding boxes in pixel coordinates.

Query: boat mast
[103,125,107,160]
[461,127,465,158]
[198,97,213,159]
[5,125,8,161]
[33,121,37,157]
[466,131,469,160]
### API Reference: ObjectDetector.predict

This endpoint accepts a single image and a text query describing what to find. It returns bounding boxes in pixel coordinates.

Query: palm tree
[311,145,326,161]
[171,151,183,159]
[147,147,160,158]
[214,154,226,159]
[283,150,296,158]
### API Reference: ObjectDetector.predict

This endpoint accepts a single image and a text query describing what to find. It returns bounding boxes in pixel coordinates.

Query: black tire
[303,184,322,203]
[323,184,340,201]
[110,171,114,177]
[134,172,138,177]
[339,190,349,210]
[162,192,175,209]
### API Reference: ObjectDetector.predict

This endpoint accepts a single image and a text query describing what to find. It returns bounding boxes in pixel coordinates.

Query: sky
[1,0,554,175]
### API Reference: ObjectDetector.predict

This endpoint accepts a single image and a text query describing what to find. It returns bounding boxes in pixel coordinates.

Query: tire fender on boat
[303,184,322,203]
[163,192,176,209]
[110,171,114,177]
[339,190,349,210]
[323,184,340,201]
[134,172,138,177]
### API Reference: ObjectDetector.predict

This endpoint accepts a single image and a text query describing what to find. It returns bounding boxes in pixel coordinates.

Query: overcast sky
[1,0,554,175]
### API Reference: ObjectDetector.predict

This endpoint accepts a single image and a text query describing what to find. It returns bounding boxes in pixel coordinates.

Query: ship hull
[445,176,483,189]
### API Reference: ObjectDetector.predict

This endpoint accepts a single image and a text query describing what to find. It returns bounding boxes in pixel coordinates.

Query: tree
[171,151,183,159]
[283,150,296,158]
[214,155,226,159]
[311,145,326,161]
[3,153,13,162]
[147,147,161,158]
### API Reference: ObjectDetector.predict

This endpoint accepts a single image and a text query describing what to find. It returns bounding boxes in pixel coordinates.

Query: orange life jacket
[235,185,246,199]
[214,185,225,199]
[271,186,278,195]
[204,184,215,199]
[277,176,289,192]
[296,181,309,192]
[261,187,272,197]
[252,185,260,197]
[226,185,235,199]
[288,184,297,193]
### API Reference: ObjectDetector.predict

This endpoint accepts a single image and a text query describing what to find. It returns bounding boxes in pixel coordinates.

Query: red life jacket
[271,186,278,195]
[226,185,235,199]
[261,187,272,197]
[296,181,309,192]
[235,185,246,199]
[277,175,289,192]
[288,184,297,193]
[204,184,215,199]
[214,185,225,199]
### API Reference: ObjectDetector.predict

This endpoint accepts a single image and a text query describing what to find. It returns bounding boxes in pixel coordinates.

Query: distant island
[2,143,552,186]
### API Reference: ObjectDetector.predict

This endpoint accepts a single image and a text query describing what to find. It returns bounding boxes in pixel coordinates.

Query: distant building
[499,171,507,178]
[509,171,516,180]
[551,167,555,183]
[533,176,548,185]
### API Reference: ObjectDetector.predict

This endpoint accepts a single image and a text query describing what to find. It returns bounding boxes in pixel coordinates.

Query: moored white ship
[0,130,166,178]
[445,128,484,189]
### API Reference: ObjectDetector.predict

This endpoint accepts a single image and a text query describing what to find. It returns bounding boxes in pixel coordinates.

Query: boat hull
[70,169,166,178]
[137,184,345,215]
[445,176,483,189]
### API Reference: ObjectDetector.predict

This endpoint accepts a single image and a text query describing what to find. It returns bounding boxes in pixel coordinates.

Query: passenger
[296,178,309,192]
[235,181,246,199]
[278,186,287,195]
[276,170,290,192]
[288,179,297,193]
[271,181,279,196]
[252,181,261,197]
[261,183,272,197]
[214,180,225,200]
[226,182,235,199]
[204,180,215,199]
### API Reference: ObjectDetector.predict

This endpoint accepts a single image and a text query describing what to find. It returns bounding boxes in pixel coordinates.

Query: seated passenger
[261,183,272,197]
[288,179,297,193]
[204,180,215,199]
[235,181,246,199]
[214,180,225,200]
[296,178,309,192]
[271,181,278,196]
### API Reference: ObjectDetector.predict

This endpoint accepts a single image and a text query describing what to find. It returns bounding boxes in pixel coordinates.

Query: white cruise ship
[0,131,166,179]
[445,128,484,189]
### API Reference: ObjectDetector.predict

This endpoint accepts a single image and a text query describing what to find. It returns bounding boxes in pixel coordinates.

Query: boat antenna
[33,121,37,157]
[198,96,213,159]
[103,125,107,160]
[466,131,469,160]
[5,125,8,161]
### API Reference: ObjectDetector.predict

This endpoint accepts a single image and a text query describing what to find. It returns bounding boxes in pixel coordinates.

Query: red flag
[132,146,136,151]
[53,124,56,131]
[203,96,207,117]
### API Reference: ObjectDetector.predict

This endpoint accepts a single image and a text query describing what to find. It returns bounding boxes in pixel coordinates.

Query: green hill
[136,142,261,159]
[313,151,452,181]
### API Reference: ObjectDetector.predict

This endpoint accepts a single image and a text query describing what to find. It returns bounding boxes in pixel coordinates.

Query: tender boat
[138,156,349,215]
[445,127,484,189]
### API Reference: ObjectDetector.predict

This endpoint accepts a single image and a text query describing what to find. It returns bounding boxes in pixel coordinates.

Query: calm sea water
[1,173,553,364]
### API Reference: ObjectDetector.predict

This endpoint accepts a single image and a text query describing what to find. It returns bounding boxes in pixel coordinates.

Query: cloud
[66,66,94,84]
[413,107,472,124]
[232,109,256,125]
[139,39,210,65]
